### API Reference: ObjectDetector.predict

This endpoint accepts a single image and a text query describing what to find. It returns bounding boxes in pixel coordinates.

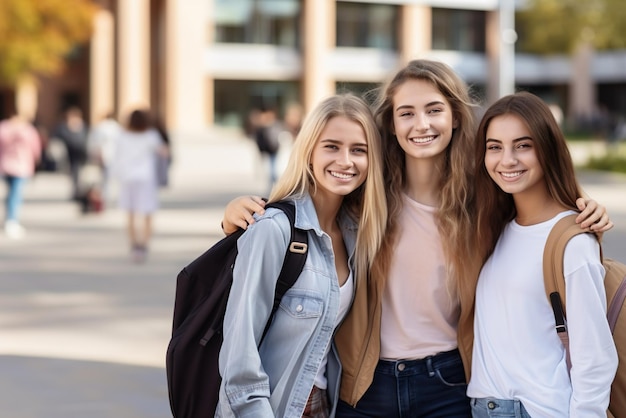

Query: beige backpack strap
[543,214,589,314]
[543,213,601,373]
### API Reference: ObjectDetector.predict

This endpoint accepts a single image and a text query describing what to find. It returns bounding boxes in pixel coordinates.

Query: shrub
[585,154,626,174]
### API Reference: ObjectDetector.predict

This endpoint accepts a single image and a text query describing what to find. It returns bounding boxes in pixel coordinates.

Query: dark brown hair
[473,91,582,262]
[127,109,151,132]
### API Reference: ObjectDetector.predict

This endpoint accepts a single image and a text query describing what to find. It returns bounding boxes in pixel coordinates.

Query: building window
[214,80,300,128]
[336,82,381,104]
[336,2,398,50]
[214,0,300,47]
[432,8,485,52]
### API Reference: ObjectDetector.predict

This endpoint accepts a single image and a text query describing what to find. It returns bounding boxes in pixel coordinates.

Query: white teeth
[501,171,523,178]
[410,136,435,144]
[330,171,354,179]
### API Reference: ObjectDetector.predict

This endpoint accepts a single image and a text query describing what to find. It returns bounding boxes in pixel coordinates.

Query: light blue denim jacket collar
[290,194,358,251]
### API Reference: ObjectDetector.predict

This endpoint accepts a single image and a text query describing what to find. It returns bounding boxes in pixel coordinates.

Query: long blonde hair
[370,59,479,293]
[269,94,388,286]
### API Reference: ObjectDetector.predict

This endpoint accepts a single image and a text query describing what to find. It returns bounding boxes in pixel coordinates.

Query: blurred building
[24,0,626,136]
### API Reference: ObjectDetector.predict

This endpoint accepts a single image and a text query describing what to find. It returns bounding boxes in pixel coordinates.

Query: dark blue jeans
[336,349,470,417]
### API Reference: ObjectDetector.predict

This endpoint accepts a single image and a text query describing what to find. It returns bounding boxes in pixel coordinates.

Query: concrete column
[90,8,115,124]
[205,0,215,127]
[486,2,516,104]
[400,5,431,64]
[302,0,335,113]
[485,10,501,105]
[569,40,596,121]
[498,0,516,98]
[117,0,151,118]
[165,0,209,132]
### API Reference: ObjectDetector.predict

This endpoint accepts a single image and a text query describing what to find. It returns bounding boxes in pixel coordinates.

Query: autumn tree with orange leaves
[0,0,97,86]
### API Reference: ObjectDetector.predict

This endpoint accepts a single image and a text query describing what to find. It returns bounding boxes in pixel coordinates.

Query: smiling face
[484,113,545,197]
[391,78,457,162]
[309,115,369,200]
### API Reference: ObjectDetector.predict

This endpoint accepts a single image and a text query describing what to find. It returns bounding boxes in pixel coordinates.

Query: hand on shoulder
[222,195,266,235]
[575,198,613,240]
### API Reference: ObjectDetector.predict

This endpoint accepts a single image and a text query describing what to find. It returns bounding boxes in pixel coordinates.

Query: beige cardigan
[334,265,479,406]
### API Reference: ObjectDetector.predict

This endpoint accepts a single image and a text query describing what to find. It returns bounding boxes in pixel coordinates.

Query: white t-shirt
[468,211,617,417]
[112,129,162,183]
[314,271,354,389]
[87,118,122,165]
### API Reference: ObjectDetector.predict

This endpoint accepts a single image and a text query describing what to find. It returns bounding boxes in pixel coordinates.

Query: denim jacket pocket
[280,293,324,319]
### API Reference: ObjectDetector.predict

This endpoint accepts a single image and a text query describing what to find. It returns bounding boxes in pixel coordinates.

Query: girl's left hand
[575,198,614,236]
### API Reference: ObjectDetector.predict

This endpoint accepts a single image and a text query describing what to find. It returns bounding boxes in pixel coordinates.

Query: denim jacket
[216,194,358,418]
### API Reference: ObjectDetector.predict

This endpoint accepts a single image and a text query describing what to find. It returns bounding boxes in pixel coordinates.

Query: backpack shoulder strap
[543,213,601,373]
[260,200,308,342]
[543,214,591,315]
[606,259,626,332]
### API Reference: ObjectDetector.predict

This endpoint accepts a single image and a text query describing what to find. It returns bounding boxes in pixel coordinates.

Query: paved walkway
[0,132,275,418]
[0,132,625,417]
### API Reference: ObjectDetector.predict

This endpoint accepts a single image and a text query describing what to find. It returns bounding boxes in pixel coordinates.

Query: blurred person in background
[111,109,169,263]
[52,106,89,201]
[153,116,172,189]
[254,105,282,191]
[87,111,121,207]
[0,111,41,239]
[33,118,56,173]
[283,101,304,140]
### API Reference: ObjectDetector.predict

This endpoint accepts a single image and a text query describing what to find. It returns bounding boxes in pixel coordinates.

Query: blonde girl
[216,94,387,418]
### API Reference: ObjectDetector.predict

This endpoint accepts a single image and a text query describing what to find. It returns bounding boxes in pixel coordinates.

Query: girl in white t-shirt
[468,91,618,417]
[112,109,168,262]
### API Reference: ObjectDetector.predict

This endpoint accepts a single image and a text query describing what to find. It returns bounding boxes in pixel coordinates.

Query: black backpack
[166,201,308,418]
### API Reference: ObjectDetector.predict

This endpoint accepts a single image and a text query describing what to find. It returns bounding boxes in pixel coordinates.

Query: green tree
[0,0,97,85]
[517,0,626,54]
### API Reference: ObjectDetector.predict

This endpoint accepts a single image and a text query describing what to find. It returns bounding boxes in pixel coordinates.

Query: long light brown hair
[370,59,479,293]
